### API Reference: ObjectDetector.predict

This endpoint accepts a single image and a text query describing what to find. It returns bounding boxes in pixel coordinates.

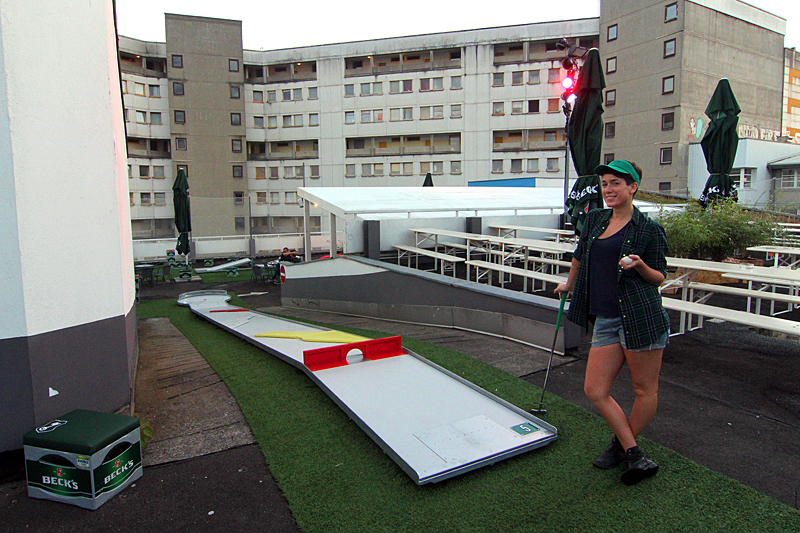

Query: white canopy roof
[298,187,567,221]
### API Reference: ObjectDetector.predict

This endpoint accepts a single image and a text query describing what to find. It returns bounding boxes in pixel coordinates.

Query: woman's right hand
[554,283,571,298]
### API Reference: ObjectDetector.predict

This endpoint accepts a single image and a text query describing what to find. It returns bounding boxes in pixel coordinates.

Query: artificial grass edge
[136,297,800,533]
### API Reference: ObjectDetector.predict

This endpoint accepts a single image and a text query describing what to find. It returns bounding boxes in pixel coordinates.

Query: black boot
[620,445,658,486]
[592,436,626,469]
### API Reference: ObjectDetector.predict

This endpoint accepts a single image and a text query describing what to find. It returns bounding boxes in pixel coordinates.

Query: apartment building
[785,47,800,142]
[599,0,786,195]
[120,15,599,240]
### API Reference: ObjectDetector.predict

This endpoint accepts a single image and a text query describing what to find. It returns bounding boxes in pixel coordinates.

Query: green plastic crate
[23,409,142,510]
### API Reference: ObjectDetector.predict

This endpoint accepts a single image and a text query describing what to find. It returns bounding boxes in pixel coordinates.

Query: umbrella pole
[562,104,572,218]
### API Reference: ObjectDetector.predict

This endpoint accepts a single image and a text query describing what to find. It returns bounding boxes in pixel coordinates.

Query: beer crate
[23,409,142,510]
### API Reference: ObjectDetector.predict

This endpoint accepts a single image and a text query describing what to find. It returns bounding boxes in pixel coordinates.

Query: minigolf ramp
[177,290,556,484]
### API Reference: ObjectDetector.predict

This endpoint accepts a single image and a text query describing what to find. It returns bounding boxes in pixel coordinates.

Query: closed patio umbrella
[422,172,434,187]
[172,168,191,257]
[699,79,740,207]
[565,48,605,236]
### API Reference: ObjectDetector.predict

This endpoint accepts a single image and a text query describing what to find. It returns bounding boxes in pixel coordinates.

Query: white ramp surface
[178,290,556,484]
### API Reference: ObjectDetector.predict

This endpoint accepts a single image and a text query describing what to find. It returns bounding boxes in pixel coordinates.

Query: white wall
[0,0,134,338]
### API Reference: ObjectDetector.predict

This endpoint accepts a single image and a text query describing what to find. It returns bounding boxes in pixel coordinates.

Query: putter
[531,292,567,415]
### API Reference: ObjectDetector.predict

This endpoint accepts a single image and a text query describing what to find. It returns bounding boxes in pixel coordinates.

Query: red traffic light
[561,69,579,103]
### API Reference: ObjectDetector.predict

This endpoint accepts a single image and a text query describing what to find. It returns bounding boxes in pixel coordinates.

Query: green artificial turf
[137,297,800,533]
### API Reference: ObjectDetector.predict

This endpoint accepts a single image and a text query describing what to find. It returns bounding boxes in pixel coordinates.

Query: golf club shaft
[535,293,567,412]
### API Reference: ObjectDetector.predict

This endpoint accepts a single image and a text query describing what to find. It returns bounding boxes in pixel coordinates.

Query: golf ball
[622,256,633,265]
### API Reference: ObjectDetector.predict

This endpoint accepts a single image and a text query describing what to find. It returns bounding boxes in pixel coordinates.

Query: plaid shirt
[567,207,670,350]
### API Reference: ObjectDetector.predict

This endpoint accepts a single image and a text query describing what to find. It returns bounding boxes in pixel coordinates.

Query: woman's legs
[584,343,664,451]
[623,347,664,438]
[584,343,636,450]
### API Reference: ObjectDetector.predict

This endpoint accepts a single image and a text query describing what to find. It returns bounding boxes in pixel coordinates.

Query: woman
[555,160,670,486]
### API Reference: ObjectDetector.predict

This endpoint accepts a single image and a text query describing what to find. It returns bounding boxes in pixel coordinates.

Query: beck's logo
[57,468,63,477]
[104,460,135,485]
[36,420,67,433]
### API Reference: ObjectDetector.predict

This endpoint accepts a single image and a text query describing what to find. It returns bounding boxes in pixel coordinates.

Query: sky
[115,0,799,51]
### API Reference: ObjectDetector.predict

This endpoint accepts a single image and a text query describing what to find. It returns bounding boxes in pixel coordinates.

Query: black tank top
[589,223,629,318]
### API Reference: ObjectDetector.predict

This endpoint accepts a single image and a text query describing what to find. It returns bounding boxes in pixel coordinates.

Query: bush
[659,200,774,261]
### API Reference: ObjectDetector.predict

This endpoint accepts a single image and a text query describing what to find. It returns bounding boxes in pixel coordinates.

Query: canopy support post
[303,200,312,262]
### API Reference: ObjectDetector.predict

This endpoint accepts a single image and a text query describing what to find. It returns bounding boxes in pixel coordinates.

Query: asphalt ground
[1,267,799,531]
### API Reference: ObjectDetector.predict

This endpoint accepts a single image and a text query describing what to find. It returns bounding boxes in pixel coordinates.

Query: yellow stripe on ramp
[254,331,368,344]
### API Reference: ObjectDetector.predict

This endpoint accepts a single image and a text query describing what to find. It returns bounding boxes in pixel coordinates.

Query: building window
[140,192,151,206]
[604,153,615,165]
[230,85,241,99]
[309,113,319,126]
[362,163,373,177]
[512,101,524,114]
[605,89,616,106]
[451,161,462,174]
[662,112,675,130]
[122,80,128,94]
[659,182,672,193]
[493,102,504,116]
[269,167,279,179]
[606,57,617,74]
[153,166,165,179]
[173,82,184,96]
[548,69,560,83]
[528,100,540,113]
[344,84,355,97]
[129,192,134,205]
[451,76,462,89]
[664,39,676,58]
[420,77,444,91]
[252,90,263,103]
[136,111,146,123]
[361,83,372,96]
[149,85,160,98]
[607,24,617,42]
[389,80,413,93]
[308,87,318,99]
[662,76,675,94]
[175,137,187,151]
[546,158,559,172]
[231,113,242,126]
[451,104,462,118]
[150,112,161,125]
[172,55,183,68]
[256,167,266,179]
[660,147,673,165]
[229,59,239,72]
[254,116,264,128]
[493,73,504,87]
[512,71,524,85]
[257,192,267,204]
[232,139,243,152]
[234,191,245,205]
[492,160,503,173]
[605,122,616,138]
[235,217,245,231]
[548,99,560,113]
[780,169,799,188]
[233,165,244,178]
[544,131,557,142]
[270,192,280,204]
[731,168,754,189]
[310,165,320,178]
[285,192,297,204]
[665,3,678,22]
[139,165,149,178]
[528,70,540,84]
[346,164,356,177]
[511,159,523,173]
[372,82,382,95]
[345,111,355,124]
[267,90,277,102]
[134,83,145,96]
[527,159,539,172]
[361,110,372,123]
[268,116,277,129]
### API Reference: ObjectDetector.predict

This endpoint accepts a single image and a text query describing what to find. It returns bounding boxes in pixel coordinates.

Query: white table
[489,224,576,243]
[747,245,800,269]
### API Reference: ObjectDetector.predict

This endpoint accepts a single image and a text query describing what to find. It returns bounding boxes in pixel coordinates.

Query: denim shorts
[591,316,669,352]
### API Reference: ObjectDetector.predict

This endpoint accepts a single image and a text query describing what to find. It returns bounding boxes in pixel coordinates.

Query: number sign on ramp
[177,290,556,484]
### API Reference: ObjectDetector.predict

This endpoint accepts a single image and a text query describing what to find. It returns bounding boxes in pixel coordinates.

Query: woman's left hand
[620,254,642,270]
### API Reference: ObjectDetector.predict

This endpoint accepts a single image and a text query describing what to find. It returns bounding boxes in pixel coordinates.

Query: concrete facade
[0,0,136,451]
[600,0,785,196]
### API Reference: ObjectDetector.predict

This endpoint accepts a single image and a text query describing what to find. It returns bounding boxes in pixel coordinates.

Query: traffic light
[561,69,578,105]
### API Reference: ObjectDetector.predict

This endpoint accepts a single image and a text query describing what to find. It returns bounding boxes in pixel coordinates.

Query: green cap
[595,160,640,184]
